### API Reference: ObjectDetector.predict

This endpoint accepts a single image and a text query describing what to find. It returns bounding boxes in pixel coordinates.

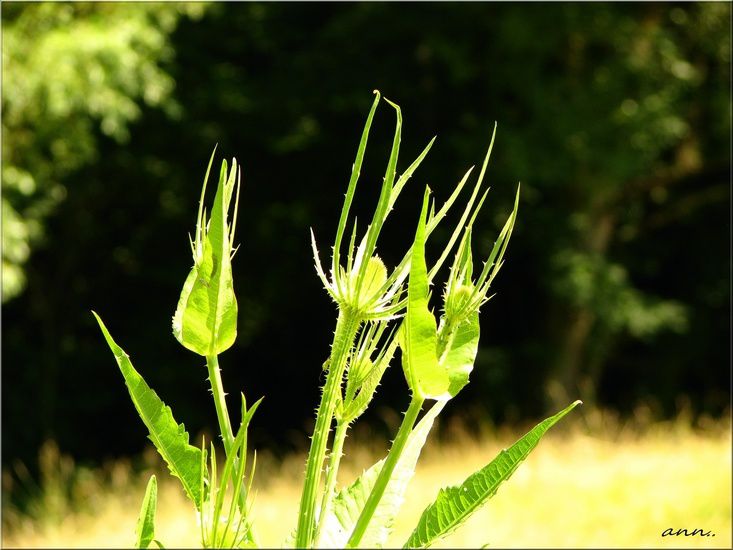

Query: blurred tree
[482,3,731,408]
[141,1,732,418]
[1,2,208,471]
[1,2,728,474]
[1,2,205,301]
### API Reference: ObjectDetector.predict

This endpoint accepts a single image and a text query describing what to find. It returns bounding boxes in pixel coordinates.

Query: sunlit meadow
[3,409,730,549]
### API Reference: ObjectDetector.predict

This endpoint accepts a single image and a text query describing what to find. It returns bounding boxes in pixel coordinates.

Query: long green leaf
[402,188,449,400]
[135,475,158,549]
[94,312,204,509]
[319,402,445,548]
[332,91,381,280]
[389,137,435,212]
[355,97,402,294]
[404,400,582,548]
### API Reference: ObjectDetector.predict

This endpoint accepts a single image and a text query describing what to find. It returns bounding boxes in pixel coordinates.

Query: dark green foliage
[2,2,729,481]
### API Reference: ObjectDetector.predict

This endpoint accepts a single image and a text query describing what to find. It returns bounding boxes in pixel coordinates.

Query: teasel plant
[93,90,580,549]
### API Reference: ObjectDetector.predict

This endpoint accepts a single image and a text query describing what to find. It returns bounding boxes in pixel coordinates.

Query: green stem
[295,310,361,548]
[205,355,258,546]
[206,355,235,453]
[346,396,424,548]
[314,419,350,546]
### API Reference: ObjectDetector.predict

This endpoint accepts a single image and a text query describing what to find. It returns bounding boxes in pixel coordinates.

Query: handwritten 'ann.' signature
[662,527,715,538]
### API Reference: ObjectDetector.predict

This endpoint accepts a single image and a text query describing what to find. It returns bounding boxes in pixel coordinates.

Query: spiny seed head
[360,256,388,302]
[334,255,392,316]
[444,284,474,323]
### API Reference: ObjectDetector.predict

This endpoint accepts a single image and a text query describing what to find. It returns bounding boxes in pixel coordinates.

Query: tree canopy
[2,3,729,470]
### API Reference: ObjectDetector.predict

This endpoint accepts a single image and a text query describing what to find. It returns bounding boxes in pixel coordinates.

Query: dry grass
[2,409,730,548]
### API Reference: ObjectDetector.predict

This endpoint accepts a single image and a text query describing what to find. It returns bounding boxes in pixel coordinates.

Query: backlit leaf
[440,312,480,398]
[173,153,239,356]
[94,312,204,509]
[404,400,582,548]
[402,188,449,400]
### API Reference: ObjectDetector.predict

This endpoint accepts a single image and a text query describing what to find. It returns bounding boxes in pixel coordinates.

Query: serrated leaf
[173,154,239,356]
[402,188,449,400]
[94,312,204,509]
[135,475,158,549]
[320,402,445,548]
[404,400,582,548]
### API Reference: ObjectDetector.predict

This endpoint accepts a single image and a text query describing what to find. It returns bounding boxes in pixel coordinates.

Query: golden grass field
[2,409,730,548]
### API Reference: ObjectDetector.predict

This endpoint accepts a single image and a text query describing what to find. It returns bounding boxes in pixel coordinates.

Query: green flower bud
[173,152,240,356]
[444,284,474,326]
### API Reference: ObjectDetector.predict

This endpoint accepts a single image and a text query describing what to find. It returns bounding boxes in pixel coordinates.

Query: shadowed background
[2,1,730,506]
